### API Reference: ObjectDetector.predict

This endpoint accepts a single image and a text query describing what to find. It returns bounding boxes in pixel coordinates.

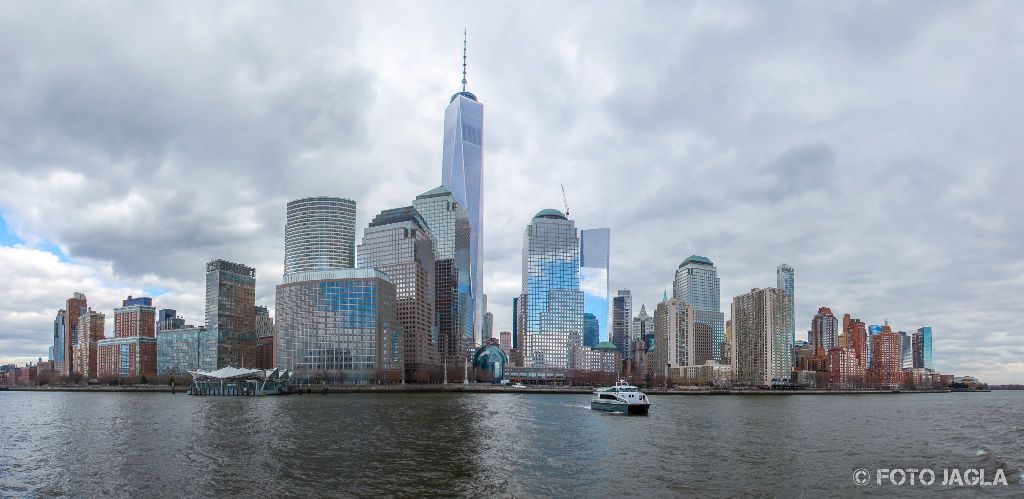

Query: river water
[1,391,1021,497]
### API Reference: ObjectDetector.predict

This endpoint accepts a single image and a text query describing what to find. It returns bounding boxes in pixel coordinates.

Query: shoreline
[1,385,958,395]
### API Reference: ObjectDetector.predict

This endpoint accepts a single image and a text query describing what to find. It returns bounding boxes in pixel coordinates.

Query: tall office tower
[843,314,868,369]
[898,331,913,369]
[284,197,357,275]
[52,310,66,373]
[413,186,474,361]
[810,307,838,354]
[98,295,157,379]
[672,256,726,362]
[870,330,902,387]
[441,35,485,350]
[205,259,257,369]
[157,309,186,333]
[653,298,698,377]
[631,305,655,350]
[499,331,512,353]
[483,312,494,340]
[519,209,583,369]
[612,290,633,357]
[776,264,795,348]
[511,297,519,348]
[730,288,793,386]
[583,313,599,347]
[912,326,933,370]
[579,228,610,346]
[358,207,438,379]
[114,296,155,338]
[73,309,105,380]
[63,292,87,376]
[275,268,402,383]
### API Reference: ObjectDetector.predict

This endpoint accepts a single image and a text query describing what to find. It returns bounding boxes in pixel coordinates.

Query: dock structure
[187,367,291,396]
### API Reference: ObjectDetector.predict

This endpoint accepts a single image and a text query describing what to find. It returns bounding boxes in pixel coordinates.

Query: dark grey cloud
[0,1,1022,382]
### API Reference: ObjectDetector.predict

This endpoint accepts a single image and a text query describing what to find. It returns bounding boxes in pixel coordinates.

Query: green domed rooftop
[679,255,714,268]
[533,208,567,220]
[593,341,619,352]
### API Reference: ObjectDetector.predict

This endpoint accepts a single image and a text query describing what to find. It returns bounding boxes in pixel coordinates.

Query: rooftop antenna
[461,29,468,92]
[560,183,570,218]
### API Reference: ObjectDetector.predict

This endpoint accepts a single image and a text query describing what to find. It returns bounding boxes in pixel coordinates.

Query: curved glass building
[284,197,357,275]
[275,268,402,384]
[472,339,508,382]
[673,255,725,363]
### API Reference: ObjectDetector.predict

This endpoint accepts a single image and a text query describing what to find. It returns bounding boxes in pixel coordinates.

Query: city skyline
[0,3,1021,383]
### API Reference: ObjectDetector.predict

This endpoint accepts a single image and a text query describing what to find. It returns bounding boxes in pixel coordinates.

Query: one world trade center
[441,33,484,345]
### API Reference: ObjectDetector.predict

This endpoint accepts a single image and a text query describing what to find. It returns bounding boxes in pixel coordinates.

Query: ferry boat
[591,380,651,415]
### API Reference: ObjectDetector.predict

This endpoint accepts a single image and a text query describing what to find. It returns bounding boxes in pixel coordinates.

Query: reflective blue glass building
[913,326,933,370]
[580,228,610,346]
[519,209,583,369]
[441,85,484,346]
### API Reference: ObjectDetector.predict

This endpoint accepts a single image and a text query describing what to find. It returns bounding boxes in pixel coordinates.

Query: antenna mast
[561,184,570,218]
[461,29,468,92]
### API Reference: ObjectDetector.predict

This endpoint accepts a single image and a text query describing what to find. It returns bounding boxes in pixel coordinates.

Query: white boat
[591,380,651,415]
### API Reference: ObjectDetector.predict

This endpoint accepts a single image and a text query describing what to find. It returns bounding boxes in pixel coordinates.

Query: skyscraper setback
[441,36,485,347]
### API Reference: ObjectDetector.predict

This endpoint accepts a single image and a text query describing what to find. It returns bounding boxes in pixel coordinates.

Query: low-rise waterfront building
[157,326,216,376]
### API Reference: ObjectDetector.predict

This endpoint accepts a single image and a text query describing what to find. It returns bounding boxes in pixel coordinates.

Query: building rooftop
[593,341,619,352]
[415,185,453,200]
[679,255,714,268]
[450,91,478,103]
[533,208,567,220]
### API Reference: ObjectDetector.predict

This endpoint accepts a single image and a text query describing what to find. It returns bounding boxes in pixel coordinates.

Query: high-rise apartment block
[810,307,838,354]
[673,256,725,363]
[843,314,868,369]
[870,330,903,387]
[73,309,104,380]
[51,310,66,374]
[97,295,157,379]
[518,209,583,369]
[776,264,795,349]
[205,259,257,368]
[63,292,87,376]
[653,298,697,377]
[730,288,793,386]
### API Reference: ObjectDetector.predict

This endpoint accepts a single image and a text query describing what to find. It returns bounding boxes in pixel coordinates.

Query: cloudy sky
[1,1,1021,382]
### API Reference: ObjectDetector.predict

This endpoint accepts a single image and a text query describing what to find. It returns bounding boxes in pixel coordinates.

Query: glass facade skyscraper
[358,207,439,379]
[284,196,357,275]
[52,310,66,368]
[672,256,725,362]
[777,264,796,349]
[441,71,484,348]
[913,326,933,370]
[612,290,632,357]
[413,186,474,364]
[520,209,583,369]
[583,313,599,347]
[157,326,216,375]
[579,228,610,346]
[275,268,402,383]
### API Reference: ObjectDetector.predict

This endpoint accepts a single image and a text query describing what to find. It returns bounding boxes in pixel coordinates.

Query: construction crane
[560,184,570,218]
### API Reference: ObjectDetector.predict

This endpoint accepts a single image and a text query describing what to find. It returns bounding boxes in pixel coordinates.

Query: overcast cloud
[1,1,1021,382]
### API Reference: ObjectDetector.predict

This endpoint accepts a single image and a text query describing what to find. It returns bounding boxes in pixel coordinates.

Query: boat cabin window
[600,394,617,400]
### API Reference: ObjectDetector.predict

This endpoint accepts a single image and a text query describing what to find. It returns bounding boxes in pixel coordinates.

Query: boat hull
[591,401,650,415]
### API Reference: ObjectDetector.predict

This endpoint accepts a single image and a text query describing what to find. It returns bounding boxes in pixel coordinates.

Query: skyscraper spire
[461,29,468,92]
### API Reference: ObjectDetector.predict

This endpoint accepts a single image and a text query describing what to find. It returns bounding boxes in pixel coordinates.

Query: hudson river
[1,391,1021,496]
